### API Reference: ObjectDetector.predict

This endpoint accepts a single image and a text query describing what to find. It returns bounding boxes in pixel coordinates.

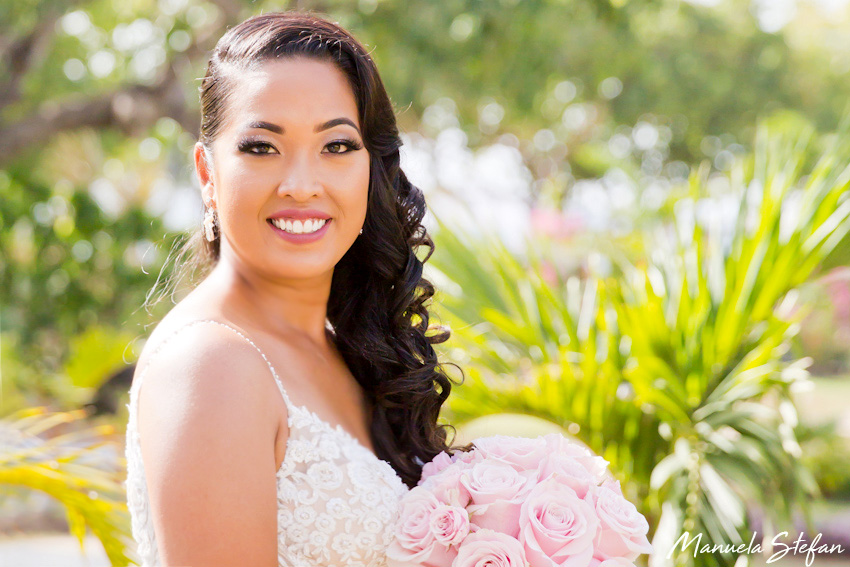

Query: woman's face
[195,56,370,282]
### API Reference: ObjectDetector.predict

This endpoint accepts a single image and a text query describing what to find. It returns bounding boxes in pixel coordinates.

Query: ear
[194,142,216,206]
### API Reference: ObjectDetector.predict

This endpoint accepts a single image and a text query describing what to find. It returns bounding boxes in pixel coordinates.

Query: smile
[269,217,328,234]
[267,217,332,243]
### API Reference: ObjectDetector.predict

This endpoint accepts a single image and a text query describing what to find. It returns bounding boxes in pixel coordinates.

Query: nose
[276,151,322,199]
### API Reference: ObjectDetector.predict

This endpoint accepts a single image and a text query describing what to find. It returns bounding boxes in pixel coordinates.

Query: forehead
[225,57,359,128]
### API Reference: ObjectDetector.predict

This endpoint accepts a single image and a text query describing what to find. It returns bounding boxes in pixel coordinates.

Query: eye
[237,138,278,155]
[325,138,364,155]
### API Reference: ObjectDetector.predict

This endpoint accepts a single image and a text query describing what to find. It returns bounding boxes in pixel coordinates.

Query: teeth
[270,218,327,234]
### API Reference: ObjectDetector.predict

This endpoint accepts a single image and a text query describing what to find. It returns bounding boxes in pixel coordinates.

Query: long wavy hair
[145,10,466,487]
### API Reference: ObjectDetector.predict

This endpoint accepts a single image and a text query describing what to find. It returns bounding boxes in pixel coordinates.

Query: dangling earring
[204,208,217,242]
[359,228,363,235]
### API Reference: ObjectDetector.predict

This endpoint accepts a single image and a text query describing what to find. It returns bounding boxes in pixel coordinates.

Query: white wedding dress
[124,319,410,566]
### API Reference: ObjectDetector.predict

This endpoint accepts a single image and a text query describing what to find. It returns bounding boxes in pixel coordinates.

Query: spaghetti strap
[198,320,297,412]
[132,318,296,412]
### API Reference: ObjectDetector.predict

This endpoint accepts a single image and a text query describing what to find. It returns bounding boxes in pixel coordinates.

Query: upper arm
[136,323,284,567]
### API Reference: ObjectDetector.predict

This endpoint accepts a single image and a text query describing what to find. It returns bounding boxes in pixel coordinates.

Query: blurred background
[2,0,850,566]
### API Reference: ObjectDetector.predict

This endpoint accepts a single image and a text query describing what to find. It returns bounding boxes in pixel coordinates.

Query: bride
[124,10,461,567]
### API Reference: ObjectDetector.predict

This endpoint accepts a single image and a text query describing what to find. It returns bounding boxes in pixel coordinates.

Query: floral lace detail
[276,403,408,566]
[123,319,410,567]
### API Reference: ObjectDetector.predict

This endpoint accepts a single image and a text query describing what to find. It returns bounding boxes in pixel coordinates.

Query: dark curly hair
[145,10,466,488]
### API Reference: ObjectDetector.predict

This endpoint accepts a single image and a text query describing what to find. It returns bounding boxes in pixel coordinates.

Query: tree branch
[0,2,247,168]
[0,79,199,167]
[0,13,63,112]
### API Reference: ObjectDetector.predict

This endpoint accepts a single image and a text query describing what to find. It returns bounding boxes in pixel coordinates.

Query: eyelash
[237,137,364,155]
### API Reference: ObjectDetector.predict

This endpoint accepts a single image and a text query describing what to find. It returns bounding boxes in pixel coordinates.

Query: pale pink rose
[451,450,472,463]
[461,461,536,537]
[451,448,486,466]
[542,434,609,480]
[421,464,472,508]
[536,453,600,499]
[420,451,454,485]
[589,558,635,567]
[518,478,599,567]
[446,452,488,474]
[462,461,536,507]
[387,487,457,567]
[472,435,548,471]
[451,529,528,567]
[430,504,471,546]
[587,481,652,562]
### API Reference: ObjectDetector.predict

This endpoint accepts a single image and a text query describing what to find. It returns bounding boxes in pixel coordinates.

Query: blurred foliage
[429,115,850,566]
[790,273,850,375]
[64,326,140,389]
[0,166,175,409]
[0,406,134,564]
[797,421,850,501]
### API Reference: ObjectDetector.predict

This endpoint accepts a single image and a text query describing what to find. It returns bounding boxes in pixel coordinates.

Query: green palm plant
[0,405,135,565]
[429,114,850,567]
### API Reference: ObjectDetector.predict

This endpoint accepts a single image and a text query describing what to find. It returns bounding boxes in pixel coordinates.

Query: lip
[268,209,332,221]
[268,217,331,243]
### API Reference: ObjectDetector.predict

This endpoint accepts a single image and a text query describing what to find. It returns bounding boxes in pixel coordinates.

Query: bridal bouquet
[387,434,653,567]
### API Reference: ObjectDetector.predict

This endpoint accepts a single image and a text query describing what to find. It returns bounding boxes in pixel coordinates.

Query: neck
[203,252,335,350]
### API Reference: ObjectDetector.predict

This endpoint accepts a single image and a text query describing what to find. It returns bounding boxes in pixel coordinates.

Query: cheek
[219,162,267,197]
[354,156,371,206]
[226,163,267,191]
[331,156,370,214]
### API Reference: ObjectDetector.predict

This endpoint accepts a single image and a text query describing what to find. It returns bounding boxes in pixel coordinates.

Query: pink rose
[472,435,548,471]
[452,449,484,465]
[452,529,528,567]
[450,455,483,472]
[589,559,636,567]
[542,434,609,480]
[518,478,599,567]
[430,504,471,546]
[462,461,536,507]
[420,451,454,485]
[587,481,652,562]
[421,464,472,508]
[461,461,536,537]
[536,453,599,499]
[387,487,457,567]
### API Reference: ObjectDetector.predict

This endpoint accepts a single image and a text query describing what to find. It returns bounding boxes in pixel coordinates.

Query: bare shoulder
[135,313,223,371]
[135,318,281,439]
[135,319,281,566]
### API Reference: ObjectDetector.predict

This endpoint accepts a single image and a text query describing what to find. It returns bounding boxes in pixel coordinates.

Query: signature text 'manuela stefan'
[667,531,844,566]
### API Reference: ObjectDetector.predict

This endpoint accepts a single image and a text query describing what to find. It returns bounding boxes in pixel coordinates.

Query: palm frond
[0,406,135,566]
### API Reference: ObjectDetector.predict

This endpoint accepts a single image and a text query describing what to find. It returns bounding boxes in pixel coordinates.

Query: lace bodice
[124,319,410,566]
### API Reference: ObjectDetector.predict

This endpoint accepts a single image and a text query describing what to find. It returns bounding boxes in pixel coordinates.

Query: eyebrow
[245,118,361,136]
